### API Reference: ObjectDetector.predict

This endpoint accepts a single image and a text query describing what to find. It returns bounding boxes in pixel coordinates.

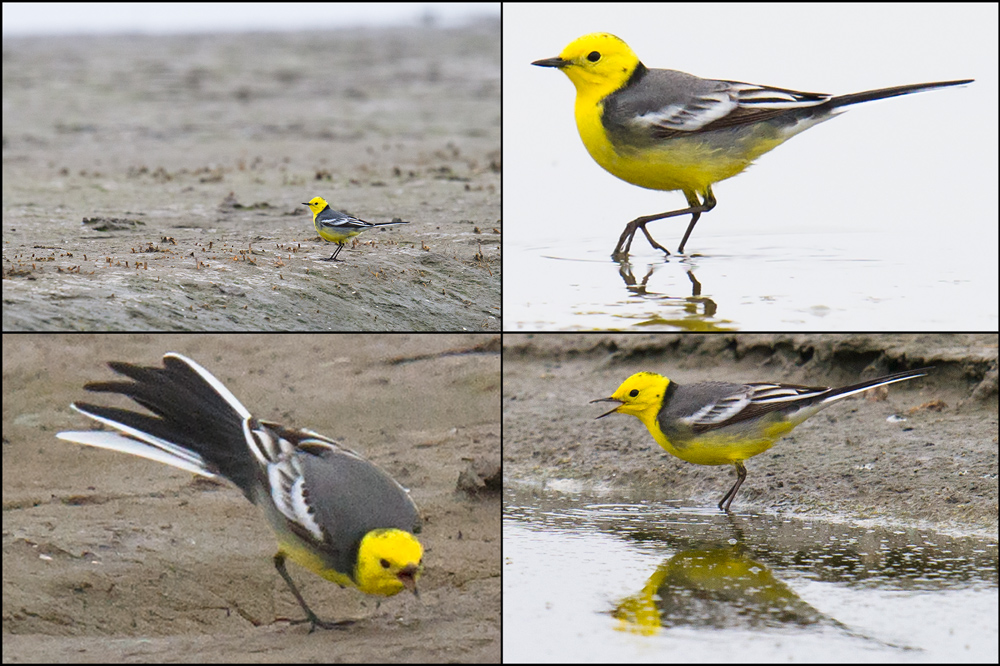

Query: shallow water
[503,485,998,662]
[502,229,997,331]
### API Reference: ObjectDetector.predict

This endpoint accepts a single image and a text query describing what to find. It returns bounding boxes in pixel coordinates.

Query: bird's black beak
[531,57,568,69]
[590,397,622,419]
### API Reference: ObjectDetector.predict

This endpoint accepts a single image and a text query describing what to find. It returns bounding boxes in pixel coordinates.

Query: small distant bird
[303,196,408,261]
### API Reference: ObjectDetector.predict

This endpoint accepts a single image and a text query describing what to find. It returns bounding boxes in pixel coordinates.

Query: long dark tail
[70,354,259,496]
[819,367,933,404]
[829,80,972,109]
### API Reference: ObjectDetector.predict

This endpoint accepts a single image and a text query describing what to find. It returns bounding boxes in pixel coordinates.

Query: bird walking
[534,33,972,258]
[593,367,932,511]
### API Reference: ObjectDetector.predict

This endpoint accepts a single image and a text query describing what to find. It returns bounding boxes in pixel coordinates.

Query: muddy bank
[503,333,997,530]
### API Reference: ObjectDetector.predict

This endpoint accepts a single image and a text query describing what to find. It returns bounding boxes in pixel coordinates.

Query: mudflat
[3,333,500,660]
[3,23,500,330]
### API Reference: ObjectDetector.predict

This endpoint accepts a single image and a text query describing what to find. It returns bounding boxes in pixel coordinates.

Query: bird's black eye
[381,559,390,568]
[587,51,601,62]
[629,389,639,397]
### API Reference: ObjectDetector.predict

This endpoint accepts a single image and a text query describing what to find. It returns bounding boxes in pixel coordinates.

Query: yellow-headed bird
[57,353,423,631]
[593,367,931,511]
[534,33,971,258]
[303,196,408,261]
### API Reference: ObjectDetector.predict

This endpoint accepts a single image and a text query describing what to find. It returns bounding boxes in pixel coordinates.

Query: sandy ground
[2,334,500,661]
[2,23,500,331]
[503,333,998,531]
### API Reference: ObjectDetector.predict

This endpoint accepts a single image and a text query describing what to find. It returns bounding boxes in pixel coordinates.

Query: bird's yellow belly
[647,419,796,466]
[317,227,361,243]
[575,100,786,194]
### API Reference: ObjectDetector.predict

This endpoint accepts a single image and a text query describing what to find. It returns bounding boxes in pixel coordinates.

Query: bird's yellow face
[535,33,639,95]
[354,528,424,597]
[302,197,328,215]
[592,372,670,422]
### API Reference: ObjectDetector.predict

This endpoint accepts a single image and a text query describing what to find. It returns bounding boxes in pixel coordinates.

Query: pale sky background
[2,2,499,35]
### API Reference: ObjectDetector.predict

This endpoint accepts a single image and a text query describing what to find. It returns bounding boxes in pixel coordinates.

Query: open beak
[590,397,623,419]
[398,564,420,596]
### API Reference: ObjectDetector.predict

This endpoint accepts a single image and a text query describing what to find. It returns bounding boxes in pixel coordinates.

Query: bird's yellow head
[592,372,671,423]
[302,197,329,215]
[532,33,640,94]
[354,528,424,597]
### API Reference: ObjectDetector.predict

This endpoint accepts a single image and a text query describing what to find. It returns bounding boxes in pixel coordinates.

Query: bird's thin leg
[273,553,354,632]
[677,187,717,254]
[611,186,717,260]
[718,460,747,512]
[322,243,346,262]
